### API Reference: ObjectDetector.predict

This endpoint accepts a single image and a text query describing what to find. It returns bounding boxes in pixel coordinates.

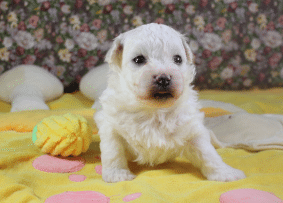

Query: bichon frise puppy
[92,23,246,183]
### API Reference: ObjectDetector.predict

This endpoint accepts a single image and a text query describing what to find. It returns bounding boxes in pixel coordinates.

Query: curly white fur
[93,23,245,183]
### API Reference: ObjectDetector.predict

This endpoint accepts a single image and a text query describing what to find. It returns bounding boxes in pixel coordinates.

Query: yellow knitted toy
[32,113,92,157]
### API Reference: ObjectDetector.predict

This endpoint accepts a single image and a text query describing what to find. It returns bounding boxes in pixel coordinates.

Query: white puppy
[88,23,246,183]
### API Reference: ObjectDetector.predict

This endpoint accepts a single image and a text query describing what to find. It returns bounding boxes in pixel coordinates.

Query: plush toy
[32,113,92,157]
[0,65,63,112]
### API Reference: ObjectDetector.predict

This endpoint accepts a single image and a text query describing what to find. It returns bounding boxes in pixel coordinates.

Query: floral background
[0,0,283,90]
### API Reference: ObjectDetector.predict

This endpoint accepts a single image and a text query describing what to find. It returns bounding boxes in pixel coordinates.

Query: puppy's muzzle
[152,74,174,100]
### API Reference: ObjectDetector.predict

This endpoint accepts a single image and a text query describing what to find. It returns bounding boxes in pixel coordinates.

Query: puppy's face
[106,24,195,108]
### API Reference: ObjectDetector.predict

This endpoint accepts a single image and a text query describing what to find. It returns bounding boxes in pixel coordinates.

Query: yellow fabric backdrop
[0,89,283,202]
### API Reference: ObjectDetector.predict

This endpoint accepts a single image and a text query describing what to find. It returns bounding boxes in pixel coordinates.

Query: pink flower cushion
[220,189,283,203]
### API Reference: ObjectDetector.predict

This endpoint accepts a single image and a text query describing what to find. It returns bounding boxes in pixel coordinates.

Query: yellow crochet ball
[32,113,92,157]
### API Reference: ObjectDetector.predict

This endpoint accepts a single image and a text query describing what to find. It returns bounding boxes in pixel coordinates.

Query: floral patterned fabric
[0,0,283,90]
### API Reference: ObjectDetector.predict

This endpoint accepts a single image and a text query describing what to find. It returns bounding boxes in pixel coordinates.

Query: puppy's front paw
[102,168,136,183]
[205,165,246,182]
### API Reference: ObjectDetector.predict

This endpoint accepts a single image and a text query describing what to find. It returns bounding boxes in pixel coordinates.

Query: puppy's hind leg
[184,128,246,182]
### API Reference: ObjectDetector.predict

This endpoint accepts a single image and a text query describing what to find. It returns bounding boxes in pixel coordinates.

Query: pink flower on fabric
[95,165,102,175]
[45,191,110,203]
[29,15,39,27]
[84,56,98,69]
[268,53,282,68]
[165,4,175,13]
[217,17,227,29]
[155,18,165,24]
[208,57,223,71]
[78,48,87,58]
[202,49,212,58]
[80,23,90,32]
[204,23,213,33]
[243,36,250,44]
[138,0,146,8]
[267,21,275,31]
[92,19,102,29]
[229,2,238,10]
[220,189,283,203]
[75,0,83,9]
[69,174,87,182]
[16,46,25,56]
[200,0,208,7]
[103,4,113,14]
[263,0,271,5]
[41,1,50,11]
[56,36,64,44]
[278,15,283,26]
[264,46,272,55]
[18,21,26,31]
[23,55,36,64]
[123,193,142,202]
[258,72,266,82]
[32,155,85,173]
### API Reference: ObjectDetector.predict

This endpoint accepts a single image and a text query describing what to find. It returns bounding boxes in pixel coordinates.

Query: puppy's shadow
[82,142,204,180]
[128,159,204,180]
[82,141,101,163]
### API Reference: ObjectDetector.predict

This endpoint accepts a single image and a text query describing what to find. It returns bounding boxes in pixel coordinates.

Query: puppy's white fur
[94,23,246,183]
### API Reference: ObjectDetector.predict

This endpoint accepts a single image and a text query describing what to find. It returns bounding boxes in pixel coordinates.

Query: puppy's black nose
[154,74,171,88]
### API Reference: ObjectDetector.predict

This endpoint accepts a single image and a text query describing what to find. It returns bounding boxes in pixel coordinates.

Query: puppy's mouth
[152,92,174,100]
[138,89,178,107]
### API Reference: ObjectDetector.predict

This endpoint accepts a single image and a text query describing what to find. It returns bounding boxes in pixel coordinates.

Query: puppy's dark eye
[133,55,146,65]
[173,55,182,64]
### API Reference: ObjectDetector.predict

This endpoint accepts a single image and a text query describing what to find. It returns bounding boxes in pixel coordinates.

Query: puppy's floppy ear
[105,35,124,72]
[181,36,195,65]
[181,36,196,83]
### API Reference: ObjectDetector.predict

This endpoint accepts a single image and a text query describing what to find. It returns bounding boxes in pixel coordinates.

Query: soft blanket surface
[1,90,283,202]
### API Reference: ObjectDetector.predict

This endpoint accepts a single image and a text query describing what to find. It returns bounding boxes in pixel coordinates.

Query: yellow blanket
[1,90,283,202]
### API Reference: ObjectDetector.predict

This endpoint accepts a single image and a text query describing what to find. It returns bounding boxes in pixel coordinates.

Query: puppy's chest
[114,110,190,165]
[115,110,183,139]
